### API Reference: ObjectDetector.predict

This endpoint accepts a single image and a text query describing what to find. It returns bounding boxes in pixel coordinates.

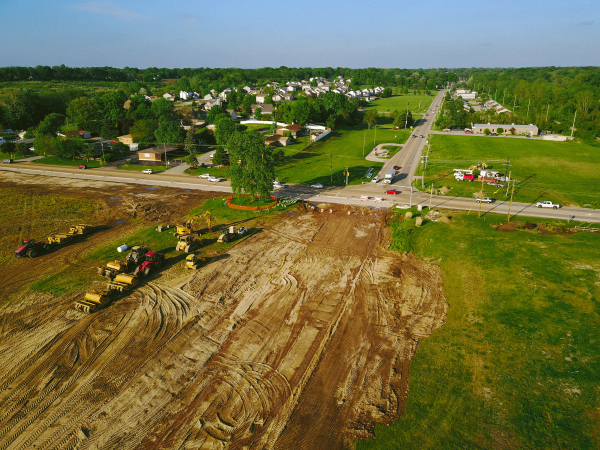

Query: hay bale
[405,211,413,219]
[415,217,423,227]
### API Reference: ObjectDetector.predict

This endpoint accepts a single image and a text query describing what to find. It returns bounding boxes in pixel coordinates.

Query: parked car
[536,201,561,209]
[419,135,424,138]
[199,173,211,178]
[311,183,324,189]
[477,197,493,203]
[208,176,222,182]
[2,159,14,164]
[209,152,215,159]
[385,189,399,195]
[464,130,473,134]
[77,165,87,169]
[142,169,154,174]
[371,176,380,183]
[392,165,400,170]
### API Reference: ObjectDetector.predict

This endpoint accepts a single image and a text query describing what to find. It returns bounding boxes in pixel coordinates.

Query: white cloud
[71,1,149,20]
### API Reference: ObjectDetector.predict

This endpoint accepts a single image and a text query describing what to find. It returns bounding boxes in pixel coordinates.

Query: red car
[385,189,399,195]
[77,165,87,169]
[464,130,473,134]
[393,165,400,170]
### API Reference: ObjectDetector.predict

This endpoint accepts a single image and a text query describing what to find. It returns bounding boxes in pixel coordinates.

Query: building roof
[285,124,302,131]
[136,145,178,155]
[473,123,537,130]
[63,130,89,136]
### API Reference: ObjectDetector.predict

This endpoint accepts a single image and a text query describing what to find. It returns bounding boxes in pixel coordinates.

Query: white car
[536,201,561,209]
[199,173,211,179]
[209,152,215,159]
[477,197,493,203]
[311,183,323,189]
[142,169,154,174]
[208,176,222,182]
[371,176,380,183]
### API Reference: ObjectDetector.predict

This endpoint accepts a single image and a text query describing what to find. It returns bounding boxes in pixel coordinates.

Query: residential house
[251,104,274,117]
[283,93,295,101]
[59,130,91,139]
[226,109,238,120]
[264,134,291,147]
[277,124,303,138]
[272,94,284,102]
[203,93,216,100]
[204,99,222,111]
[286,86,296,92]
[163,92,175,100]
[256,94,269,104]
[118,134,133,145]
[179,91,193,100]
[136,145,178,162]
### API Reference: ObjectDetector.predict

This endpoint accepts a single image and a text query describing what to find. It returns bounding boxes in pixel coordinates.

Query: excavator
[175,211,212,237]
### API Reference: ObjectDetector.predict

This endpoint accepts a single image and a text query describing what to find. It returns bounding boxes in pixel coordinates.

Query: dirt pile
[0,207,447,450]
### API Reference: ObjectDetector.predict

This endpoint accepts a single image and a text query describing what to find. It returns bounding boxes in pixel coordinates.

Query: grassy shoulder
[275,124,410,186]
[420,135,600,208]
[363,93,437,114]
[33,156,102,168]
[116,164,168,173]
[357,211,600,449]
[185,166,230,178]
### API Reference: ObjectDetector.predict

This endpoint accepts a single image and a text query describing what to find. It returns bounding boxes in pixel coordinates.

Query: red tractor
[134,251,165,277]
[15,239,50,258]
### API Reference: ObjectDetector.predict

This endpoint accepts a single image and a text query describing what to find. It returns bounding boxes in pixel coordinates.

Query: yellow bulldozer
[175,211,212,237]
[176,234,203,253]
[185,254,205,270]
[47,224,92,246]
[74,290,112,314]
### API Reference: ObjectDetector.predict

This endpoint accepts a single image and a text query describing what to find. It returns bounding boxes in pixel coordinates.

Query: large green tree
[150,98,175,121]
[214,116,237,146]
[363,109,378,129]
[100,116,119,139]
[154,121,185,144]
[36,113,65,136]
[130,119,158,143]
[67,97,98,127]
[227,131,274,200]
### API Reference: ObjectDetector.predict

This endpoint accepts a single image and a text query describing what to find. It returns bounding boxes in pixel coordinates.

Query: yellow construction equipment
[176,234,203,253]
[97,260,128,279]
[107,273,139,293]
[69,224,92,235]
[175,211,212,237]
[185,254,205,270]
[74,290,112,314]
[469,163,488,170]
[47,233,74,245]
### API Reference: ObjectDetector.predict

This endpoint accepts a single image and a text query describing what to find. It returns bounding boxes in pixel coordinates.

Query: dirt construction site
[0,172,447,450]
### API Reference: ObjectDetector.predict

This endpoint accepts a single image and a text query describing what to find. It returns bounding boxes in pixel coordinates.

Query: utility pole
[546,103,550,123]
[507,180,515,222]
[330,154,333,182]
[363,132,366,157]
[504,158,510,195]
[421,145,430,189]
[477,176,484,218]
[405,102,409,129]
[571,110,577,138]
[373,124,377,146]
[345,166,349,185]
[429,183,433,209]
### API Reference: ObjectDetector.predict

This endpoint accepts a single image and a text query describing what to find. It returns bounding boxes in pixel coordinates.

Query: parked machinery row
[74,246,165,314]
[15,224,92,258]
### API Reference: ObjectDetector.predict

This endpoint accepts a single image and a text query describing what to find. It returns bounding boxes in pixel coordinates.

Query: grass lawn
[185,166,230,178]
[420,135,600,208]
[33,156,102,168]
[117,164,168,173]
[357,211,600,449]
[275,123,411,186]
[364,93,437,114]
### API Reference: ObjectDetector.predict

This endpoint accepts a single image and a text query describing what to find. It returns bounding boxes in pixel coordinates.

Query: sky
[1,0,599,69]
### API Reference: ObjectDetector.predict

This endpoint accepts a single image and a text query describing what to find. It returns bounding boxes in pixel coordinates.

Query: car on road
[311,183,324,189]
[142,169,154,174]
[419,135,424,138]
[393,165,400,170]
[384,189,399,195]
[477,197,493,203]
[412,135,417,138]
[536,201,561,209]
[77,164,87,169]
[208,176,222,182]
[199,173,211,178]
[464,129,473,134]
[2,158,14,164]
[371,175,380,183]
[209,152,215,159]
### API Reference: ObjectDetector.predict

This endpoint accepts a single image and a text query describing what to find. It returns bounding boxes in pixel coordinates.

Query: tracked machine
[106,273,140,294]
[97,260,129,279]
[175,211,212,237]
[185,254,205,270]
[176,234,203,253]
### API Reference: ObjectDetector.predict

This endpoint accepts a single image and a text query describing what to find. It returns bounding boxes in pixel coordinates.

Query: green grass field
[364,93,437,114]
[420,135,600,208]
[117,164,168,173]
[185,166,230,178]
[33,156,102,168]
[275,124,410,186]
[357,211,600,449]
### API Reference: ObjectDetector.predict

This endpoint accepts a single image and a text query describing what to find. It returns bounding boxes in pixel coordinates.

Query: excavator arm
[175,211,212,236]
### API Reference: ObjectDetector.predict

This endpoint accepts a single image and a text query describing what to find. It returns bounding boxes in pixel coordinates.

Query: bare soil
[0,174,448,450]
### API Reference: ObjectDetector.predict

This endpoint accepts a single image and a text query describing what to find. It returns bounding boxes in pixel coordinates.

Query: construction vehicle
[97,260,128,279]
[185,254,205,270]
[217,229,231,243]
[237,227,248,237]
[15,239,50,258]
[217,226,246,243]
[68,224,92,235]
[47,224,93,246]
[469,163,488,170]
[107,273,140,294]
[175,211,212,237]
[134,251,165,277]
[176,234,203,253]
[73,290,112,314]
[126,245,151,269]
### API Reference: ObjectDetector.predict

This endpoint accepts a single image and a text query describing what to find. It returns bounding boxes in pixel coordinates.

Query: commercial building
[472,123,539,135]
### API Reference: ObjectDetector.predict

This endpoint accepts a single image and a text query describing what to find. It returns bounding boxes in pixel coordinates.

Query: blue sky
[1,0,598,68]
